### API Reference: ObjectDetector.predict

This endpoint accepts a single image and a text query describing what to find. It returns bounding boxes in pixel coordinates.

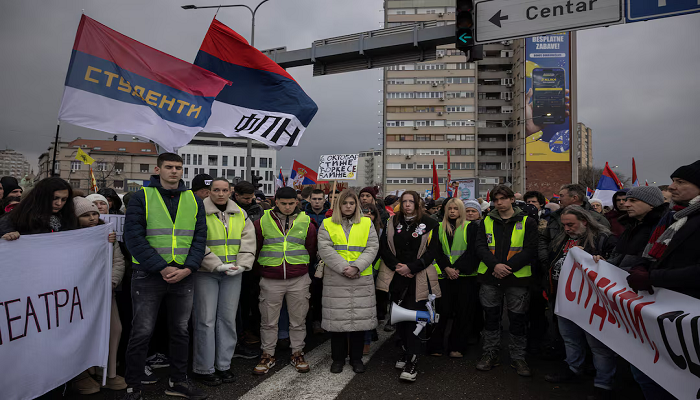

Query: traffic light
[456,0,483,62]
[251,175,263,190]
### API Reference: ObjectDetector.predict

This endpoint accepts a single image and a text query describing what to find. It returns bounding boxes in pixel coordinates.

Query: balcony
[478,155,507,163]
[478,84,511,93]
[478,71,509,79]
[477,141,509,149]
[478,169,507,178]
[479,113,513,121]
[478,127,509,135]
[477,57,513,66]
[477,99,508,107]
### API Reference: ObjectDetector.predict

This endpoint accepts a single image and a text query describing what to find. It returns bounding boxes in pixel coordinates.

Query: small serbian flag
[276,168,286,190]
[194,19,318,150]
[594,162,623,206]
[552,193,560,199]
[289,160,325,188]
[586,187,594,198]
[58,15,230,152]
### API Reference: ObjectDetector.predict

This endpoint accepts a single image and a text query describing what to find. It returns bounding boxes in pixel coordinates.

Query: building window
[70,179,81,188]
[446,105,475,113]
[451,162,475,170]
[447,120,476,127]
[139,164,149,173]
[222,156,228,166]
[239,157,245,167]
[95,162,108,171]
[209,169,217,177]
[184,168,189,178]
[446,91,475,99]
[259,158,268,168]
[415,63,446,71]
[445,77,475,84]
[113,180,124,190]
[251,157,256,168]
[386,92,415,99]
[208,155,218,166]
[268,158,273,168]
[118,148,126,151]
[452,148,475,156]
[71,161,81,171]
[446,134,475,141]
[198,155,202,165]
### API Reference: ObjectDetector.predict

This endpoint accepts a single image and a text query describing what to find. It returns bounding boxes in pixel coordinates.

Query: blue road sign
[627,0,700,22]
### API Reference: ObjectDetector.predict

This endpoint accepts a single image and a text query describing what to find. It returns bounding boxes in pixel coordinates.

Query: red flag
[445,152,452,196]
[89,166,98,193]
[632,158,639,187]
[432,159,441,199]
[486,190,490,202]
[645,180,649,186]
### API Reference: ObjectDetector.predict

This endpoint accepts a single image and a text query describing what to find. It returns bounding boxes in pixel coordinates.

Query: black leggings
[331,331,365,363]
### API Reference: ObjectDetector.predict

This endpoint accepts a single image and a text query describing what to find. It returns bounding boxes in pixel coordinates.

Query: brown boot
[71,370,100,395]
[104,375,127,390]
[291,351,310,373]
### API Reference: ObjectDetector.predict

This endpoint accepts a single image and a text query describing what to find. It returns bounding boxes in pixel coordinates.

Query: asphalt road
[45,321,645,400]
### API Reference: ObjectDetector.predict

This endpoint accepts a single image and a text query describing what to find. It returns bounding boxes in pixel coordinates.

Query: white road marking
[239,328,393,400]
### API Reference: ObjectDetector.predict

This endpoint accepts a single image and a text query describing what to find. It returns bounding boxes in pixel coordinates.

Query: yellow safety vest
[477,216,532,278]
[323,217,373,276]
[132,187,198,265]
[435,221,475,279]
[258,210,311,266]
[205,206,246,264]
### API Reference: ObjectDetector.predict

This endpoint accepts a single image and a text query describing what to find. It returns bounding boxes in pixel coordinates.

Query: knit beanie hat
[671,160,700,190]
[463,199,482,213]
[384,195,398,206]
[480,200,490,210]
[626,186,665,208]
[359,186,377,200]
[73,197,99,217]
[86,193,109,206]
[589,198,603,207]
[1,176,21,199]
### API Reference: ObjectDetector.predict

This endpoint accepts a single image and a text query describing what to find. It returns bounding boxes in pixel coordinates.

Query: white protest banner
[101,214,125,241]
[555,247,700,400]
[454,178,477,201]
[0,225,112,400]
[318,154,359,180]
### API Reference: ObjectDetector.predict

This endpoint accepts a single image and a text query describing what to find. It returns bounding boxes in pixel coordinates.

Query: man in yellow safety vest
[123,153,208,400]
[475,185,538,378]
[252,187,317,376]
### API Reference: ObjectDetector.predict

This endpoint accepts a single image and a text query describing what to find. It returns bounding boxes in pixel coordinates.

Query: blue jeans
[124,270,194,388]
[193,271,243,374]
[558,316,617,390]
[630,365,676,400]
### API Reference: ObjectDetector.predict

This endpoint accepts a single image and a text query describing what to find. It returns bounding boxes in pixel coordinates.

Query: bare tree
[93,155,124,188]
[578,166,631,190]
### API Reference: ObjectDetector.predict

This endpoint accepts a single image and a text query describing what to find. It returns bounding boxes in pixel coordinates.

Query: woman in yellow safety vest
[317,189,379,375]
[427,198,481,359]
[191,178,257,386]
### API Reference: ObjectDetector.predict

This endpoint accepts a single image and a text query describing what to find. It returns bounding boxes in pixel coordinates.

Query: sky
[0,0,698,186]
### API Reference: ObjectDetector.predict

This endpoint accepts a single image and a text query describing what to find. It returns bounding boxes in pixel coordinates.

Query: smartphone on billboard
[532,67,566,126]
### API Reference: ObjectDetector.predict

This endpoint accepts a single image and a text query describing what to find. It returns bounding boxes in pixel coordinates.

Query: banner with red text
[0,225,112,400]
[555,247,700,400]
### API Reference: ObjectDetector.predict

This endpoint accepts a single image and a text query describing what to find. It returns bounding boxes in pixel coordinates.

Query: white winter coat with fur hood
[318,217,379,332]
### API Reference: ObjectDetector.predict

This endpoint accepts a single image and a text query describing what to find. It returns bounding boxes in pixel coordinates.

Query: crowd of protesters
[1,154,699,400]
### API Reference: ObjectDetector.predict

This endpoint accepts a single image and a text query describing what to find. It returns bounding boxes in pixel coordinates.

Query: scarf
[49,215,62,232]
[643,195,700,260]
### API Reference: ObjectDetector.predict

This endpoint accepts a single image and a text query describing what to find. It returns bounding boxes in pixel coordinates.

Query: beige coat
[112,242,125,288]
[199,197,256,273]
[375,217,441,301]
[318,217,379,332]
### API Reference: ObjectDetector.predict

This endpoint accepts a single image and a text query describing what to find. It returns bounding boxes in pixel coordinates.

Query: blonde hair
[441,197,466,236]
[331,189,363,224]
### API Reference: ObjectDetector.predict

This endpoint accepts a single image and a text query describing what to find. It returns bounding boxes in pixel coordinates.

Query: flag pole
[51,123,61,177]
[330,180,337,209]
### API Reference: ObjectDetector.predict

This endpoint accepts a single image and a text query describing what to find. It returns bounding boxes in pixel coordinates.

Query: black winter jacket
[476,207,538,287]
[124,176,207,274]
[434,219,480,276]
[607,204,668,271]
[648,209,700,299]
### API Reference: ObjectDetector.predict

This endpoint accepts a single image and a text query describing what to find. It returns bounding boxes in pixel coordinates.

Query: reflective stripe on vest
[206,209,246,264]
[132,187,198,265]
[323,217,373,276]
[477,216,531,278]
[258,210,310,266]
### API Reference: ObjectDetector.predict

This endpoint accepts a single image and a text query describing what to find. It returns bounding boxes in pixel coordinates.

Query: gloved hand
[627,266,654,294]
[215,263,244,277]
[215,264,236,273]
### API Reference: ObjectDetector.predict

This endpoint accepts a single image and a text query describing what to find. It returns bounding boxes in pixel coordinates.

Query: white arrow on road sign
[475,0,623,43]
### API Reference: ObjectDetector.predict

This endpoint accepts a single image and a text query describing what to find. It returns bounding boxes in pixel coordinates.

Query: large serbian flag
[194,19,318,150]
[593,162,623,206]
[58,15,230,152]
[289,160,325,189]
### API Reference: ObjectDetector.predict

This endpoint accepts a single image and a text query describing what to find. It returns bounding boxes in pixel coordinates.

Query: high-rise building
[0,149,32,179]
[356,149,384,188]
[382,1,515,197]
[577,122,593,169]
[177,133,277,196]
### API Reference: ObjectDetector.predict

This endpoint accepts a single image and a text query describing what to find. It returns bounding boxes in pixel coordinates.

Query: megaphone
[388,301,439,336]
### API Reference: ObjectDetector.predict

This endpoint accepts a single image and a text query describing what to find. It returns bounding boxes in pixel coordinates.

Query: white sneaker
[395,354,408,369]
[399,358,418,382]
[141,365,159,385]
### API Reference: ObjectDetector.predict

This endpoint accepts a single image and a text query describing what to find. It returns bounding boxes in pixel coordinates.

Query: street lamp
[182,1,271,182]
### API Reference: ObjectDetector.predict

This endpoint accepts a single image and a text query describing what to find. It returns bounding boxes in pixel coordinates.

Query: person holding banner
[428,198,480,358]
[543,206,617,399]
[192,178,256,386]
[123,153,208,400]
[71,197,127,393]
[474,185,537,377]
[376,191,441,382]
[317,189,379,374]
[0,177,77,239]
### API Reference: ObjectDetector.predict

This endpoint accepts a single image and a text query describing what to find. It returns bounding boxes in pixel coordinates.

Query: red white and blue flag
[194,19,318,150]
[632,157,640,187]
[586,187,594,198]
[289,160,324,188]
[593,162,623,206]
[58,15,230,152]
[275,168,286,190]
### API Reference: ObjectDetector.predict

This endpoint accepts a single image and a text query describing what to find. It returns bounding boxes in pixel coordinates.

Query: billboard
[525,33,571,162]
